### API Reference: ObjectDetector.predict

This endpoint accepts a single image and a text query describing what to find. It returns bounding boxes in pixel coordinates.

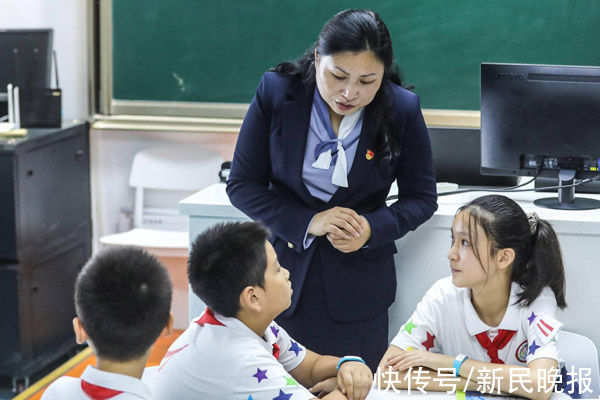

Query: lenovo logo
[495,73,525,81]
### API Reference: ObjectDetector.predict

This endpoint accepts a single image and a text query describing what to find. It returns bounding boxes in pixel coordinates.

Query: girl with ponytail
[378,195,567,400]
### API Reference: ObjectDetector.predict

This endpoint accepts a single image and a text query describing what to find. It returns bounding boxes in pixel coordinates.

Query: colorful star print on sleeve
[269,321,306,372]
[390,284,443,353]
[226,321,314,399]
[402,320,417,334]
[272,389,293,400]
[241,351,313,400]
[421,332,436,351]
[524,311,561,363]
[289,341,303,357]
[253,368,269,383]
[528,340,541,356]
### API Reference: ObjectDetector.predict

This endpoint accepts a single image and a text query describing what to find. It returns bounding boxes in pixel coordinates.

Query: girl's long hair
[458,195,566,308]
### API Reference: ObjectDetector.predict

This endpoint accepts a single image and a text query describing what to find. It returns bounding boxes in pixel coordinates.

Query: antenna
[7,84,14,124]
[14,87,20,129]
[53,50,60,88]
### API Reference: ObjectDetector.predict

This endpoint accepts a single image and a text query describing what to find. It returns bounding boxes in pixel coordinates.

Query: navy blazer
[227,72,438,323]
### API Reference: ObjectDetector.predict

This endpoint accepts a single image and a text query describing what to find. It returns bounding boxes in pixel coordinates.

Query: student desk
[180,183,600,356]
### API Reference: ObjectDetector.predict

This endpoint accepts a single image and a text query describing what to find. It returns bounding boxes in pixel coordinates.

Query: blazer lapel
[328,107,377,205]
[282,82,315,203]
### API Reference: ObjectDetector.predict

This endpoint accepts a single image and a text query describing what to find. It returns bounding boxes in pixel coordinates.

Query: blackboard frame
[98,1,600,130]
[96,1,480,129]
[98,0,250,123]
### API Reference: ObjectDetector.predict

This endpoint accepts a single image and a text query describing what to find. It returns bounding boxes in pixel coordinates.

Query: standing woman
[227,9,437,371]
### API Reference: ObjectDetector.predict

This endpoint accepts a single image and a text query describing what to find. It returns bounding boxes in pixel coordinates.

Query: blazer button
[287,242,294,249]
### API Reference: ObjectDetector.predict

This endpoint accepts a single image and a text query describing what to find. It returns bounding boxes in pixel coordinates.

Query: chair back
[128,145,222,228]
[559,330,600,397]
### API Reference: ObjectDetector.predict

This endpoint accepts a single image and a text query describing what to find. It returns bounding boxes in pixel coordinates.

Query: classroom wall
[0,0,239,249]
[90,129,237,251]
[0,0,88,119]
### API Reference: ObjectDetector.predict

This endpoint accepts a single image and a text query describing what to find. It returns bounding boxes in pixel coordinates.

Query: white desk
[366,388,570,399]
[180,183,600,355]
[367,388,456,399]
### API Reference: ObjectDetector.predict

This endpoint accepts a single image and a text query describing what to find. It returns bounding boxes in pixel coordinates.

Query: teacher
[227,9,437,371]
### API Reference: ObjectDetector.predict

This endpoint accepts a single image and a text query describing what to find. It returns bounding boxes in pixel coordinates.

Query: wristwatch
[453,354,468,377]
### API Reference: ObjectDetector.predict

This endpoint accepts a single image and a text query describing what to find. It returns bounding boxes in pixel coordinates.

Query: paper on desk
[0,126,27,137]
[0,122,15,133]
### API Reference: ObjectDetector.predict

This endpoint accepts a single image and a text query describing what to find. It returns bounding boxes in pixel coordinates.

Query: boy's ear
[72,317,88,344]
[239,286,262,313]
[496,247,516,270]
[160,314,174,337]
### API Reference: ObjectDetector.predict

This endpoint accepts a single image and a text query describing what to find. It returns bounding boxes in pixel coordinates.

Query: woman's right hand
[308,207,364,239]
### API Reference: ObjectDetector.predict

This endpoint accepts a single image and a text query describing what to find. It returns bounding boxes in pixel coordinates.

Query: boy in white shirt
[153,221,373,400]
[42,247,173,400]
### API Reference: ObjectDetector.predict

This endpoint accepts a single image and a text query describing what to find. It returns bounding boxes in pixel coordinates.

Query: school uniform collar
[463,282,521,336]
[195,308,279,356]
[80,365,152,399]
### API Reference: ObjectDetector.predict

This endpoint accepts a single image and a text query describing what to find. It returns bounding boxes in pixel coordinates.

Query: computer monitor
[0,29,53,115]
[481,62,600,210]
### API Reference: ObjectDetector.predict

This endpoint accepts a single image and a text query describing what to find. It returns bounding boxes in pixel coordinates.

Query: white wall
[0,0,88,119]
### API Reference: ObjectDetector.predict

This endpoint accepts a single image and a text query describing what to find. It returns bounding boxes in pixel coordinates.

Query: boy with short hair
[153,222,373,400]
[42,247,173,400]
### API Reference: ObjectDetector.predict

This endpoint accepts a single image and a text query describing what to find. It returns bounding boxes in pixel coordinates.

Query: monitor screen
[0,29,53,91]
[481,63,600,209]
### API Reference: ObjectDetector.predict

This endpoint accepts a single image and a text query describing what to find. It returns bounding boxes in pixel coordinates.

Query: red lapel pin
[366,149,374,160]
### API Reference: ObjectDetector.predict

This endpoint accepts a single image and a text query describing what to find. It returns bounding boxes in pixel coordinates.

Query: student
[153,221,373,400]
[378,195,566,400]
[42,247,173,400]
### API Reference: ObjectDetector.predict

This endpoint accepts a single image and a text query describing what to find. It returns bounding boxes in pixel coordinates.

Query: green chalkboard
[113,1,600,110]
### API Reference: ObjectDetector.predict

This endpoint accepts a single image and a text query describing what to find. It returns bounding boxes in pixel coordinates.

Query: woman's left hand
[326,216,371,253]
[385,348,451,372]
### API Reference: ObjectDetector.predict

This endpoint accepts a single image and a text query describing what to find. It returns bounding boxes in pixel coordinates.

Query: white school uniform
[153,308,314,400]
[391,277,562,365]
[41,365,152,400]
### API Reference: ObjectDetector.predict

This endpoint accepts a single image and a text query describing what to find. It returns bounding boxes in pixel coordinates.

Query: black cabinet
[0,122,92,380]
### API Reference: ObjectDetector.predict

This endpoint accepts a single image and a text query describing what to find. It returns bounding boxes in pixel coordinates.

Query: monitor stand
[534,169,600,210]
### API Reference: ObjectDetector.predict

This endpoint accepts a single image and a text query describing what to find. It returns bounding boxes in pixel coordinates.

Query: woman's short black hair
[271,9,405,165]
[75,247,172,361]
[188,222,271,317]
